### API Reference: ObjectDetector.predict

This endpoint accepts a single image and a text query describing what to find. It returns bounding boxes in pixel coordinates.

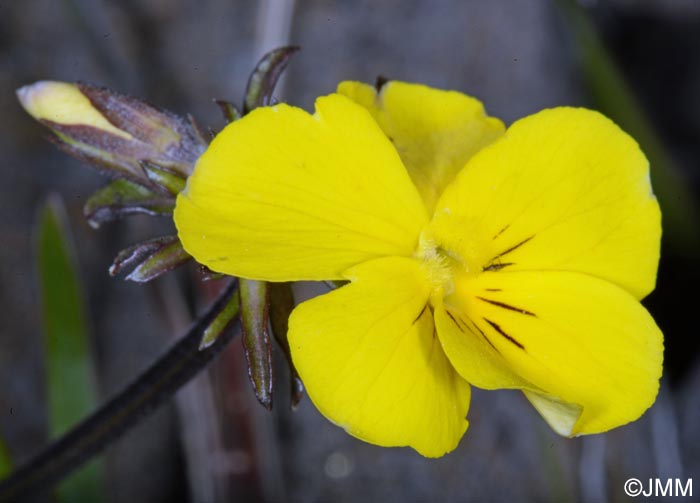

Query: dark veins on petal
[483,318,525,350]
[476,297,536,317]
[446,310,499,353]
[482,235,535,272]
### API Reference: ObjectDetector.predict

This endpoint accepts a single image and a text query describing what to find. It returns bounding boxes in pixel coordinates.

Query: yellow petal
[289,257,470,457]
[174,94,428,281]
[16,81,132,139]
[430,107,661,300]
[338,81,504,213]
[443,270,663,436]
[433,299,533,391]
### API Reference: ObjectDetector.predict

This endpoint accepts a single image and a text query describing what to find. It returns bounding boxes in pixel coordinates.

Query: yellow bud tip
[16,81,132,139]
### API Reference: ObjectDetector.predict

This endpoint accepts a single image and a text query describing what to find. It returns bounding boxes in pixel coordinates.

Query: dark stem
[0,281,239,500]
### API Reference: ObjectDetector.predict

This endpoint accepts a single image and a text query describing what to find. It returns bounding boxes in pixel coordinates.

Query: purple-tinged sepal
[110,235,191,283]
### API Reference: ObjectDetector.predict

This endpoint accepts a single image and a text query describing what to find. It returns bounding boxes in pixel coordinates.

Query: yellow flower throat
[415,229,466,304]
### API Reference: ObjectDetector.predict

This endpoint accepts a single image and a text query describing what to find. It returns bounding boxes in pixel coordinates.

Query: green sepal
[239,279,273,410]
[109,235,190,283]
[269,282,304,408]
[141,161,187,196]
[78,82,205,175]
[200,285,241,350]
[243,46,300,113]
[83,179,174,229]
[214,100,242,124]
[197,264,225,282]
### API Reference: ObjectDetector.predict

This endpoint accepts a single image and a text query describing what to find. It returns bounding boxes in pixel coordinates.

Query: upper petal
[441,270,663,436]
[338,81,504,214]
[175,94,427,281]
[288,257,470,457]
[430,107,661,300]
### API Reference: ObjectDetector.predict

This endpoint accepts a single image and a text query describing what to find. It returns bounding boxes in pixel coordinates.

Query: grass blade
[36,194,103,501]
[558,0,700,254]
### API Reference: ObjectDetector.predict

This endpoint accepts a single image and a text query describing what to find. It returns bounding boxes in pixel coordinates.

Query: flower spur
[174,80,663,457]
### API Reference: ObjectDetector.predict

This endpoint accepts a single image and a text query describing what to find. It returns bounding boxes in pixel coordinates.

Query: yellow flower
[174,81,663,457]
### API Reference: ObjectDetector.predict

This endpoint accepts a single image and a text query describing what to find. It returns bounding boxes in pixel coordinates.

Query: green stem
[0,281,239,500]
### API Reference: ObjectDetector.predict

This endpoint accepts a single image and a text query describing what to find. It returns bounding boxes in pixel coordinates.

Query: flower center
[414,229,460,300]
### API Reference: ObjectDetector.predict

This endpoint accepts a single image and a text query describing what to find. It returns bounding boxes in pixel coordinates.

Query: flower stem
[0,281,239,500]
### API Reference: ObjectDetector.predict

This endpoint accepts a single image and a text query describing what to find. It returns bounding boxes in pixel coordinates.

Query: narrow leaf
[0,282,239,500]
[110,235,190,282]
[200,288,241,350]
[269,282,304,408]
[84,179,174,228]
[214,99,242,124]
[36,194,102,501]
[243,46,300,113]
[239,279,273,409]
[0,438,12,480]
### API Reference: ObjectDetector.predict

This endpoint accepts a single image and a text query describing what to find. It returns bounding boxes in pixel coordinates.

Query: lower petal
[433,301,533,391]
[288,257,470,457]
[442,270,663,436]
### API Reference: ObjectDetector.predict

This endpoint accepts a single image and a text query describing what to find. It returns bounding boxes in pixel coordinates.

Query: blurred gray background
[1,0,699,501]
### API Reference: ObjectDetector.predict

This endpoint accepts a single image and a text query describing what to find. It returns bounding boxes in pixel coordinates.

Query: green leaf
[0,282,240,500]
[36,194,103,501]
[0,438,12,480]
[243,46,300,113]
[557,0,700,254]
[240,279,273,409]
[83,179,174,228]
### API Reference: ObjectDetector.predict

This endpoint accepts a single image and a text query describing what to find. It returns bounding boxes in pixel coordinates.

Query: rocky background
[1,0,698,501]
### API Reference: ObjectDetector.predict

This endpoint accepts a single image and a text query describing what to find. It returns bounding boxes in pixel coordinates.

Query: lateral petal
[442,270,663,436]
[288,257,470,457]
[338,81,504,213]
[175,94,427,281]
[430,107,661,299]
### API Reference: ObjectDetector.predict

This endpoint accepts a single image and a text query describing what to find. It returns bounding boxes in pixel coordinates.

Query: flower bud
[16,81,206,185]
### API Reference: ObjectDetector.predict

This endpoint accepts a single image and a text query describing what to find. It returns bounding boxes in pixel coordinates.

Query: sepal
[269,282,304,408]
[83,179,174,229]
[141,161,187,196]
[199,284,241,350]
[109,235,191,283]
[243,46,299,113]
[239,279,273,410]
[214,100,242,124]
